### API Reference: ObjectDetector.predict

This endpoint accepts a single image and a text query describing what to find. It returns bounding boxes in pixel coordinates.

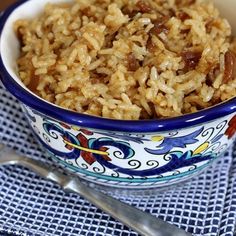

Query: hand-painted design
[200,141,222,157]
[80,129,94,135]
[57,122,149,144]
[88,137,135,161]
[145,127,204,155]
[43,120,135,166]
[43,133,51,143]
[59,122,71,130]
[225,115,236,139]
[32,124,41,135]
[188,165,197,171]
[89,134,216,177]
[162,150,215,170]
[146,160,159,168]
[60,123,95,136]
[92,164,106,174]
[192,142,210,155]
[201,120,227,142]
[111,170,120,178]
[43,121,81,159]
[127,160,142,169]
[210,133,224,143]
[41,118,227,178]
[23,106,36,123]
[95,132,149,144]
[167,131,179,137]
[64,134,111,165]
[93,148,215,177]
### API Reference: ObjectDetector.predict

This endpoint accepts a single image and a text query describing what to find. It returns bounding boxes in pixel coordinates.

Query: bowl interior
[0,0,71,100]
[214,0,236,35]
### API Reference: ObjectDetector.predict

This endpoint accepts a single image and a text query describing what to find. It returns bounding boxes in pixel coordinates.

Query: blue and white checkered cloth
[0,83,236,236]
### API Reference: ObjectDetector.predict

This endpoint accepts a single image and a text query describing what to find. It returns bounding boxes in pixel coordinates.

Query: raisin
[127,53,139,71]
[181,51,202,70]
[224,50,236,83]
[150,16,169,35]
[177,11,190,21]
[146,36,156,52]
[136,0,152,13]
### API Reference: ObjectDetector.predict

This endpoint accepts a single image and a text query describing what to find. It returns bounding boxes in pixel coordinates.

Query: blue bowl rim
[0,0,235,133]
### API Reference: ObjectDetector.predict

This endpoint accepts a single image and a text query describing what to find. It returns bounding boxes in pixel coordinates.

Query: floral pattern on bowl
[22,105,236,188]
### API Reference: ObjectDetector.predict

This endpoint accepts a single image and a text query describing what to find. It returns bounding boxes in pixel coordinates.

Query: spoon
[0,144,191,236]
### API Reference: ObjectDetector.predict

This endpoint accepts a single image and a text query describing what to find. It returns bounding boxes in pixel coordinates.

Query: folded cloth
[0,83,236,236]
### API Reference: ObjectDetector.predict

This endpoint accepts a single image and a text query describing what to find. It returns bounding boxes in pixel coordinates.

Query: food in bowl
[0,0,235,189]
[15,0,236,120]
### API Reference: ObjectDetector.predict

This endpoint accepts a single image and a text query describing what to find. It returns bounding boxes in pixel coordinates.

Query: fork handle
[3,149,191,236]
[64,178,191,236]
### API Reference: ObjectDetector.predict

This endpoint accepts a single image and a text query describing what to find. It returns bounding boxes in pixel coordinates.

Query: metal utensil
[0,144,191,236]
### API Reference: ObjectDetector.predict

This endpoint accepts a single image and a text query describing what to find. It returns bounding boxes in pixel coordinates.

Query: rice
[15,0,236,120]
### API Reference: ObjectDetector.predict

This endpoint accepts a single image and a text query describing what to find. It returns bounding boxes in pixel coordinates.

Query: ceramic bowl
[0,0,235,189]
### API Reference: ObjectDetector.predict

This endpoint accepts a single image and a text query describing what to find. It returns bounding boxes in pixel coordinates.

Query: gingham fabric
[0,82,236,236]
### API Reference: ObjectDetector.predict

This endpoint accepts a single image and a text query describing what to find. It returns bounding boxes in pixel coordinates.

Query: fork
[0,144,191,236]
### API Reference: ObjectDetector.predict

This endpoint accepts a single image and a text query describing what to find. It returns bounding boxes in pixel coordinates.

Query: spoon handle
[1,148,191,236]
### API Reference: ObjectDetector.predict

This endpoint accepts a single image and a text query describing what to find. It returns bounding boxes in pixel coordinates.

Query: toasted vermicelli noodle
[15,0,236,120]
